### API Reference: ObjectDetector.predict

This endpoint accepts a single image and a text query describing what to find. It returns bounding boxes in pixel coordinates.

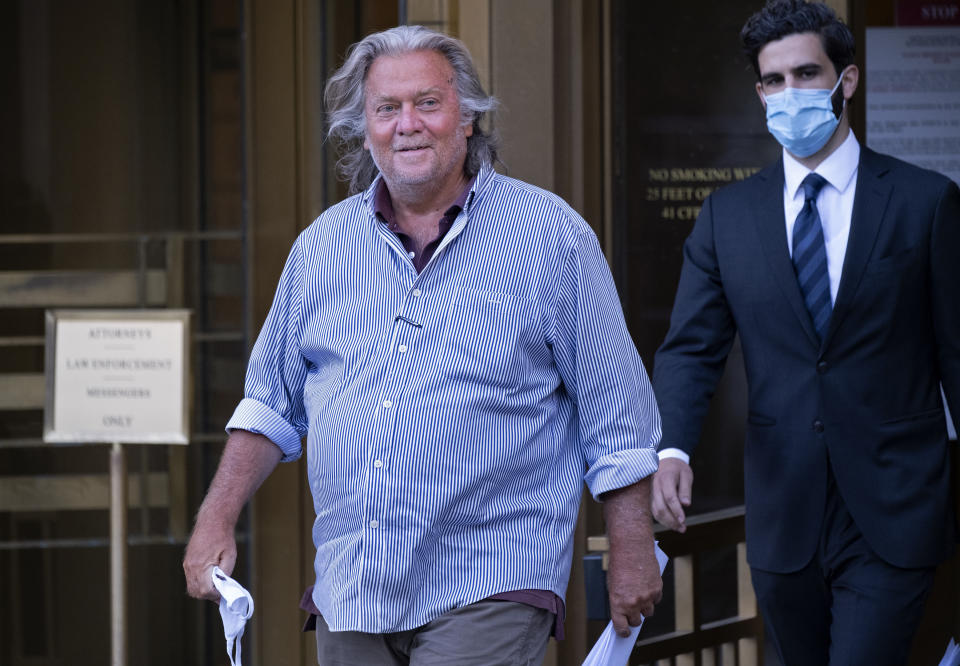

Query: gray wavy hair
[324,25,499,194]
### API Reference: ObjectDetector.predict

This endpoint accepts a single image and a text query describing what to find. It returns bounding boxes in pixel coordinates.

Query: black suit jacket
[653,146,960,573]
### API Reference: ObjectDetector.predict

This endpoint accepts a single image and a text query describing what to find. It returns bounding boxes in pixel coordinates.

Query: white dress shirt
[659,131,860,465]
[783,129,860,304]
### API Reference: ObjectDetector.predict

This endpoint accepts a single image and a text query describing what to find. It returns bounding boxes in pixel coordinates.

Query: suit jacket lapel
[822,147,892,348]
[752,158,821,348]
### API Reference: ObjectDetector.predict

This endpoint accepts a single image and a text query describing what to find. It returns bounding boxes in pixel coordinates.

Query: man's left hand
[607,538,663,636]
[601,478,663,637]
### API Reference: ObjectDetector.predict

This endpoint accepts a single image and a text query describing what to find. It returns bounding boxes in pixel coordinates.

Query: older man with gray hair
[183,25,662,665]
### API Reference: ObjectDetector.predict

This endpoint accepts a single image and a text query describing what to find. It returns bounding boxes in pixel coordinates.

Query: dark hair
[740,0,855,80]
[324,25,499,194]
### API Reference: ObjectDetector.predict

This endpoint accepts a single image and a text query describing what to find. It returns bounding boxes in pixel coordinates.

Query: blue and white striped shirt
[226,164,661,633]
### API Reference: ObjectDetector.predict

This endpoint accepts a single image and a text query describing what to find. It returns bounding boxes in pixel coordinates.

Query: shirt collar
[372,175,476,227]
[783,129,860,198]
[363,163,492,216]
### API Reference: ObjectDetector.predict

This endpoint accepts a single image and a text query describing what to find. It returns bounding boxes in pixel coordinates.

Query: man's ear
[841,64,859,101]
[755,81,767,110]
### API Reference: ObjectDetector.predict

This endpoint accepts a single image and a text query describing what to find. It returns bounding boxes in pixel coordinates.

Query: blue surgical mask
[763,71,846,158]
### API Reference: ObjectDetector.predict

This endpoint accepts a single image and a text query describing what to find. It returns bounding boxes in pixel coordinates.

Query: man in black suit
[650,1,959,663]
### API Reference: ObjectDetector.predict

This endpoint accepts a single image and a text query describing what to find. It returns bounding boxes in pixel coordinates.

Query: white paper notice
[47,314,189,444]
[582,543,670,666]
[865,27,960,184]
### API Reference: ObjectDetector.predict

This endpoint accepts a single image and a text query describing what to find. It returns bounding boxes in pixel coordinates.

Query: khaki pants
[314,599,553,665]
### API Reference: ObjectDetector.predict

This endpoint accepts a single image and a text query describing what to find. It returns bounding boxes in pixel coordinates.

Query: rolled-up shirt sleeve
[226,238,310,462]
[551,231,661,500]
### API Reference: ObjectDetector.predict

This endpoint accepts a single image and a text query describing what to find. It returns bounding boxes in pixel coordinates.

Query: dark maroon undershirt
[297,176,566,639]
[373,177,473,273]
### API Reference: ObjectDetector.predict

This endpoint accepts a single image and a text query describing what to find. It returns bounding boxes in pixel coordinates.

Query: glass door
[0,1,248,663]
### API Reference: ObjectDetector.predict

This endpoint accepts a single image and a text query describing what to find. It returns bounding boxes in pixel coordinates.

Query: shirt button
[369,520,379,529]
[398,344,407,353]
[813,420,824,433]
[373,459,383,468]
[408,251,415,258]
[382,399,392,409]
[412,288,422,297]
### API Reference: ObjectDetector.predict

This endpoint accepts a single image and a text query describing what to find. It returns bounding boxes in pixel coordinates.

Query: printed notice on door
[866,27,960,184]
[44,310,191,444]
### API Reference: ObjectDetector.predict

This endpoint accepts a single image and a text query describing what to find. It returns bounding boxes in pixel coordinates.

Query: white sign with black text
[866,27,960,185]
[44,310,191,444]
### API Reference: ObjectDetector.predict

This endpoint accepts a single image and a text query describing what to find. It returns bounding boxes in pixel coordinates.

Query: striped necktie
[792,173,831,340]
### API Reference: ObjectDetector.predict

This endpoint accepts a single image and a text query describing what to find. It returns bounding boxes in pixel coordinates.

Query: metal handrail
[0,533,249,551]
[0,432,229,449]
[0,230,243,244]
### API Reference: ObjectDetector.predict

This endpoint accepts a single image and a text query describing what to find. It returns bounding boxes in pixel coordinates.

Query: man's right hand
[180,429,283,601]
[182,519,237,601]
[651,457,694,533]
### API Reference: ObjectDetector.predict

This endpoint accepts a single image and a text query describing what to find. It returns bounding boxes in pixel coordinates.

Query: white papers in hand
[582,543,669,666]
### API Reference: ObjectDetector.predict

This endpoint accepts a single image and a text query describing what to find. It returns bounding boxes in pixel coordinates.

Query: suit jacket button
[816,361,828,374]
[813,420,825,433]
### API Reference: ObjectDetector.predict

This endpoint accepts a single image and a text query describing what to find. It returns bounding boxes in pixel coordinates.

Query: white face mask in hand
[211,566,255,666]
